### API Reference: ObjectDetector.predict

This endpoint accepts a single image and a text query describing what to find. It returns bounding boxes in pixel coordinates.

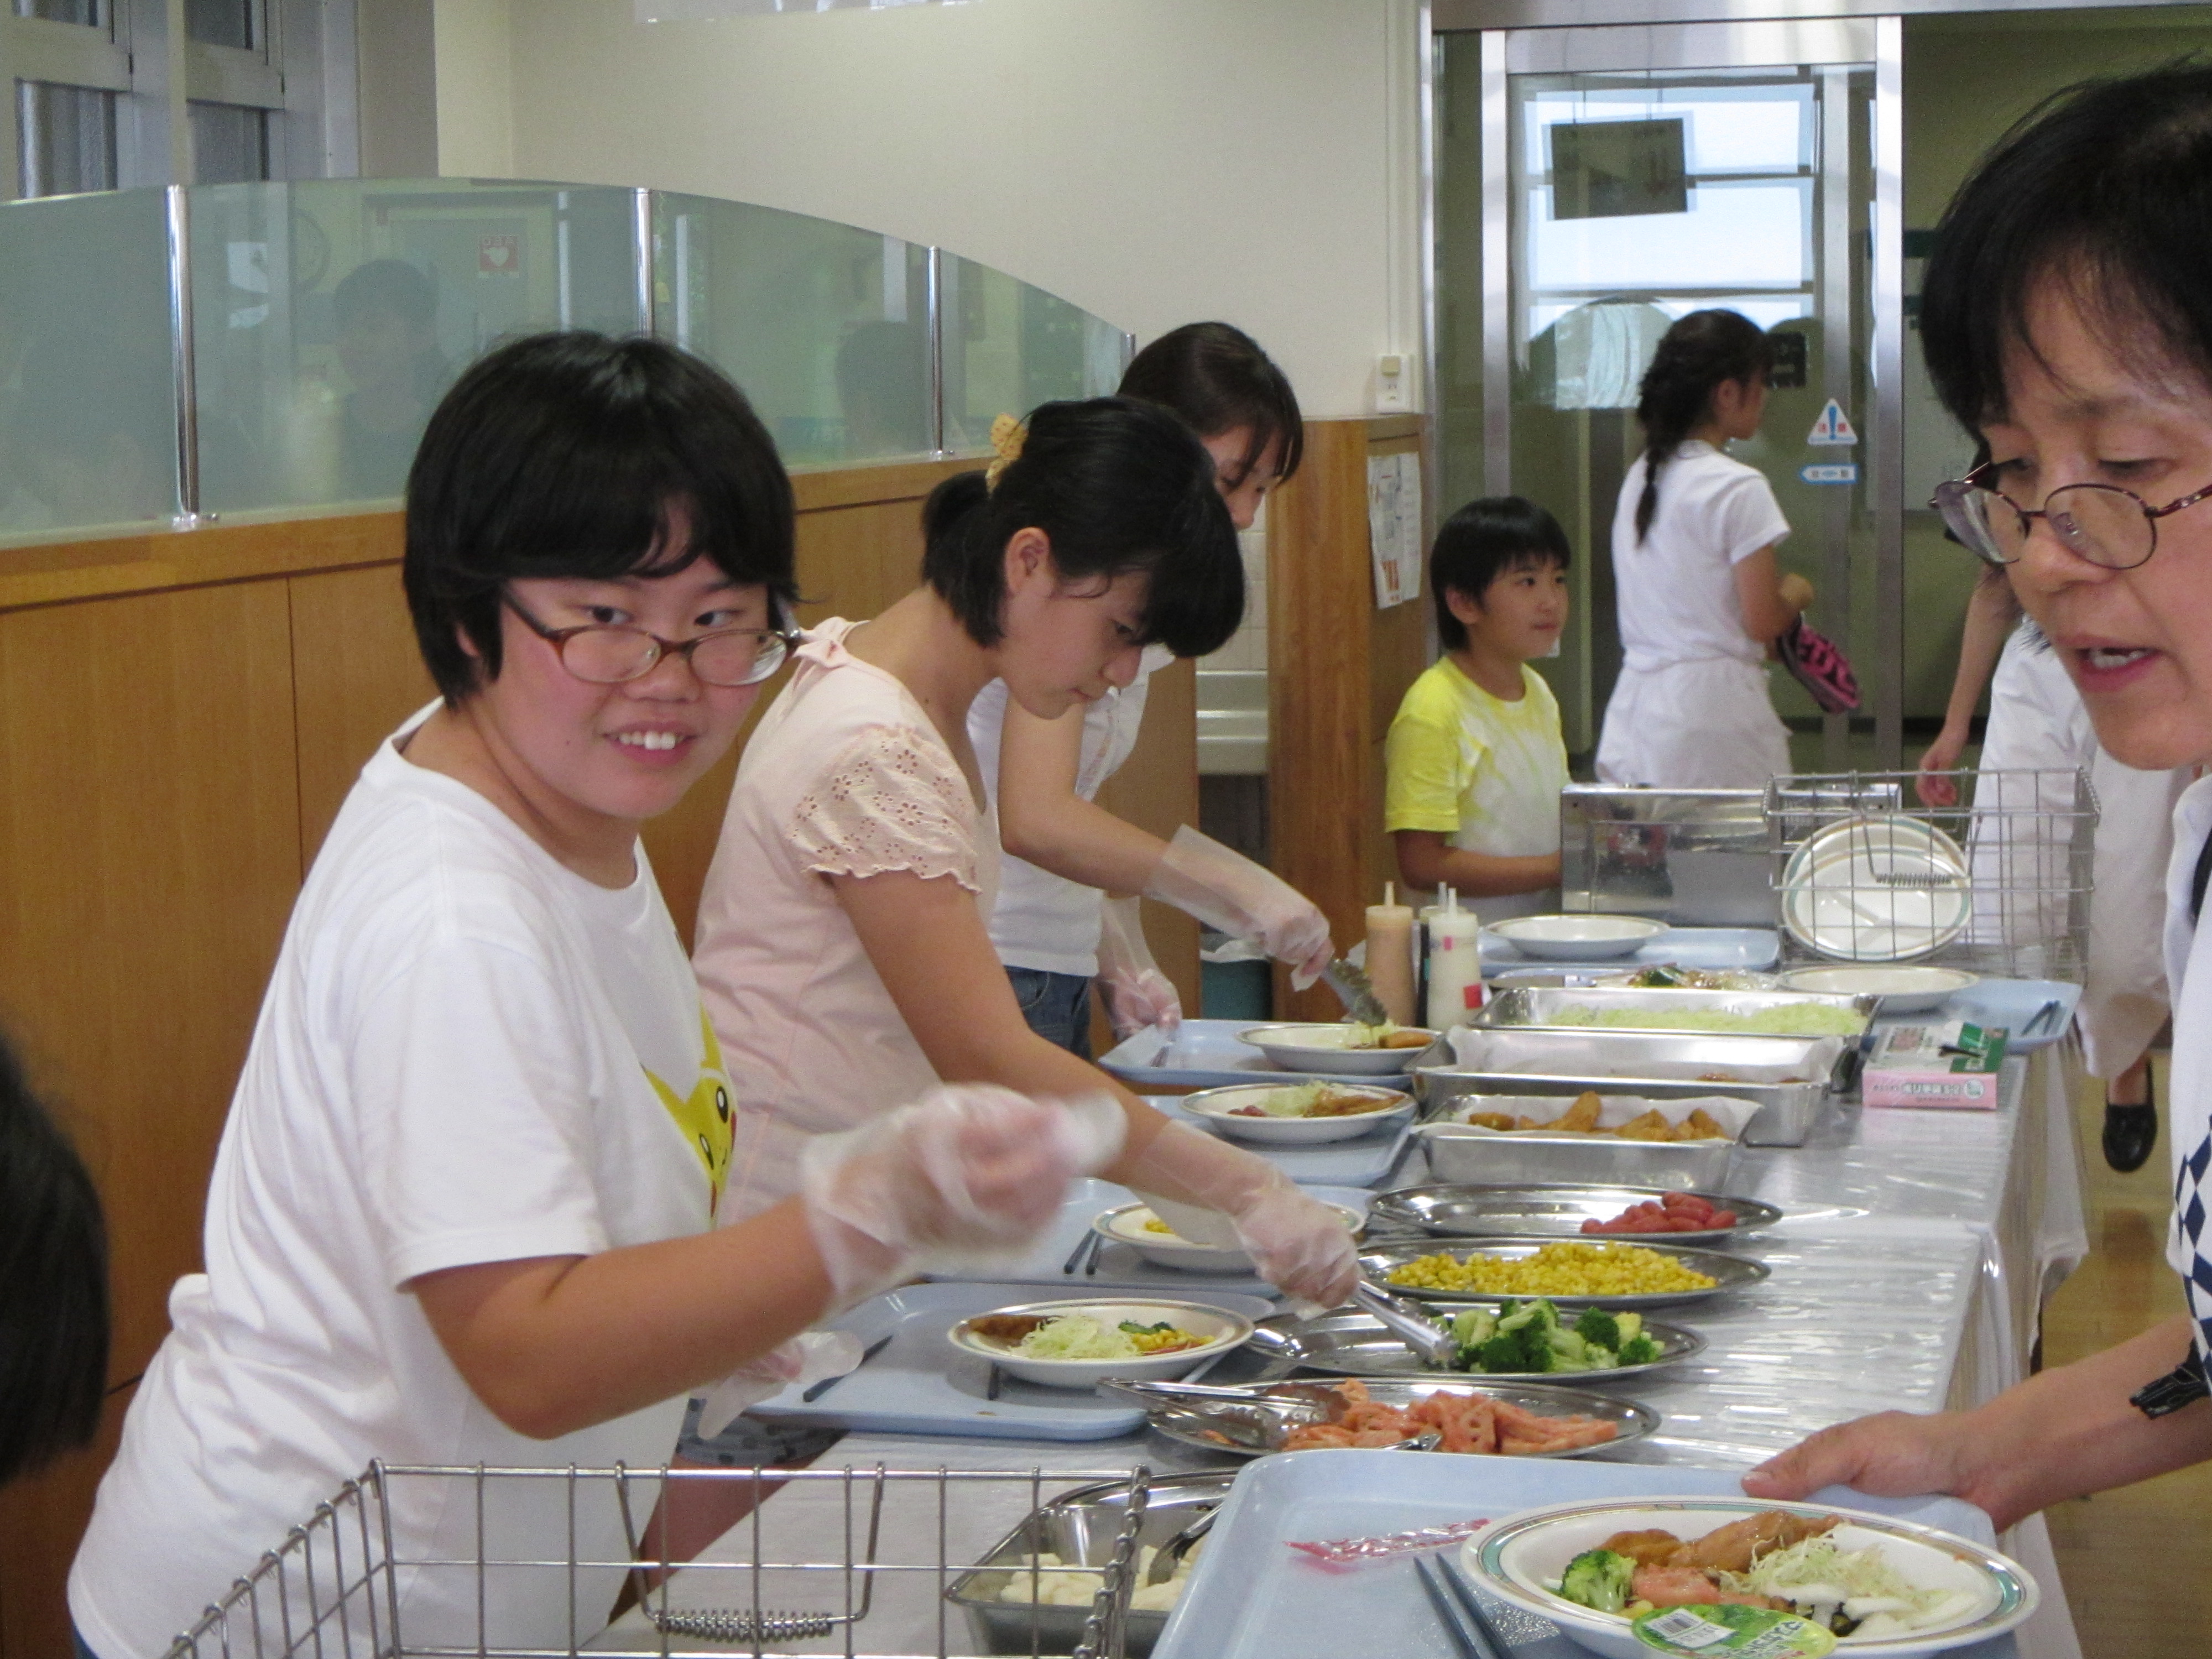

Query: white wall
[425,0,1423,420]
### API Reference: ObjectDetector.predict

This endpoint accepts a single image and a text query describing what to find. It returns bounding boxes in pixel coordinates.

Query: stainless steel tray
[1409,1102,1744,1187]
[1417,1057,1830,1149]
[1243,1307,1706,1382]
[1445,1025,1849,1085]
[1472,985,1875,1040]
[944,1470,1235,1658]
[1123,1377,1658,1459]
[1368,1182,1781,1244]
[1360,1237,1771,1307]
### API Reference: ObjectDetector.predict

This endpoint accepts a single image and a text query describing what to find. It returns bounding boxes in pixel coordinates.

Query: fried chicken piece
[1540,1093,1603,1133]
[1675,1510,1838,1574]
[1670,1108,1730,1142]
[1382,1028,1435,1049]
[1462,1111,1520,1131]
[1602,1528,1691,1569]
[1613,1109,1672,1141]
[968,1314,1045,1342]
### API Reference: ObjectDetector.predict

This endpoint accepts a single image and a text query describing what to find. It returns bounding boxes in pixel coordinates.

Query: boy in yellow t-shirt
[1385,496,1572,918]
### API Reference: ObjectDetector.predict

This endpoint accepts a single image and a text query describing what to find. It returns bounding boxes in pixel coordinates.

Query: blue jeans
[1007,967,1093,1059]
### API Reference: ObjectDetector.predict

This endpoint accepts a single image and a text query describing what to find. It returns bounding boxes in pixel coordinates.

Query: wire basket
[162,1461,1157,1659]
[1763,769,2097,982]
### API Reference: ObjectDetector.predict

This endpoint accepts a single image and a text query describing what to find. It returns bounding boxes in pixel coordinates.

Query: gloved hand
[1144,826,1333,990]
[1097,896,1183,1041]
[800,1086,1126,1308]
[693,1330,867,1438]
[1119,1119,1359,1312]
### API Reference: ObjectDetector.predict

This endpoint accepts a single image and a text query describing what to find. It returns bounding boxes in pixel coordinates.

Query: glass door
[1470,19,1901,768]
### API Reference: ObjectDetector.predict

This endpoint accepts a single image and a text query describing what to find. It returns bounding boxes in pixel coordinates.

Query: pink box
[1861,1021,2008,1110]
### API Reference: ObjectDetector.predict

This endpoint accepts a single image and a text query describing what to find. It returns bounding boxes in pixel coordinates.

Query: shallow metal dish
[944,1470,1235,1658]
[1369,1183,1781,1244]
[1446,1025,1849,1087]
[1408,1105,1743,1190]
[1126,1376,1658,1459]
[1416,1062,1830,1150]
[1360,1238,1770,1307]
[1243,1307,1705,1382]
[1472,985,1876,1040]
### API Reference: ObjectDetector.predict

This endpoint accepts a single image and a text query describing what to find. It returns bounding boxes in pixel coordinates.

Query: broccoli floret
[1477,1321,1552,1373]
[1548,1327,1589,1367]
[1616,1311,1644,1344]
[1451,1307,1498,1350]
[1574,1307,1623,1350]
[1559,1549,1636,1614]
[1619,1332,1661,1365]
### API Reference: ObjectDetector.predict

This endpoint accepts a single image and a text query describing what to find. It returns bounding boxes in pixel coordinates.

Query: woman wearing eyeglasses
[67,335,1097,1659]
[1748,63,2212,1526]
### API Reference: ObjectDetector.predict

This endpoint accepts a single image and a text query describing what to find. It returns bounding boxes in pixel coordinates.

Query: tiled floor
[2040,1056,2212,1658]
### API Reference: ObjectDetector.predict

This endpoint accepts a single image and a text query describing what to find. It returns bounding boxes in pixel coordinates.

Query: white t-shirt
[968,644,1173,977]
[1611,440,1790,672]
[70,711,728,1659]
[695,619,999,1220]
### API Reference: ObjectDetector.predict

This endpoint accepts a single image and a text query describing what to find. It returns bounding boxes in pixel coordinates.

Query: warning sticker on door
[1806,399,1858,446]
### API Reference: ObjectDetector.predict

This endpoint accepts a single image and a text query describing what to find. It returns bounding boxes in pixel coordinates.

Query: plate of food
[1245,1299,1707,1382]
[1463,1498,2037,1659]
[1363,1237,1769,1308]
[1090,1199,1366,1274]
[1125,1376,1655,1459]
[1777,964,1980,1013]
[1236,1022,1439,1076]
[948,1298,1255,1390]
[1369,1183,1781,1244]
[1487,915,1671,961]
[1176,1081,1415,1144]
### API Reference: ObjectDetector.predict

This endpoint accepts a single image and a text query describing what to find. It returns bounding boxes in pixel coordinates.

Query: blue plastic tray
[1097,1018,1418,1092]
[747,1281,1275,1443]
[920,1178,1376,1297]
[1154,1452,2018,1659]
[1928,977,2079,1053]
[1482,926,1782,973]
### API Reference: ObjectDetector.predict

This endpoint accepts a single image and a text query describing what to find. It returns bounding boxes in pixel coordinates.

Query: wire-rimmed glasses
[1930,460,2212,570]
[505,595,802,687]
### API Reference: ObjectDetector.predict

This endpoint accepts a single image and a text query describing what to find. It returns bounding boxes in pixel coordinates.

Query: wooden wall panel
[291,564,437,863]
[0,1384,133,1659]
[0,582,301,1380]
[1267,419,1431,1022]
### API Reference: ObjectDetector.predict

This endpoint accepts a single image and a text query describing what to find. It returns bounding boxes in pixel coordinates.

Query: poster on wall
[1367,451,1423,610]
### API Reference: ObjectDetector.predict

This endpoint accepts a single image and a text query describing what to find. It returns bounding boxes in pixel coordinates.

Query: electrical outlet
[1375,352,1409,414]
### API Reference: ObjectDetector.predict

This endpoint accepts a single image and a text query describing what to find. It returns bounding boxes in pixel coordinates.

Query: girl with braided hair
[1594,309,1814,788]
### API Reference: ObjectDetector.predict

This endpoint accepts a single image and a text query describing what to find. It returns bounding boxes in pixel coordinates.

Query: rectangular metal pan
[1417,1063,1827,1150]
[944,1470,1235,1657]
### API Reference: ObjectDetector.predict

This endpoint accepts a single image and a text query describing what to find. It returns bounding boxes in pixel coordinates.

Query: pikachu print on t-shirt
[644,1006,735,1215]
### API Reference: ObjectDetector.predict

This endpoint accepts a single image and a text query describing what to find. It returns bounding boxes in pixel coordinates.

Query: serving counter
[614,1041,2088,1658]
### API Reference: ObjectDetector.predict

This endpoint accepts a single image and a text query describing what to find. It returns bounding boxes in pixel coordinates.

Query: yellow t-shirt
[1384,656,1568,860]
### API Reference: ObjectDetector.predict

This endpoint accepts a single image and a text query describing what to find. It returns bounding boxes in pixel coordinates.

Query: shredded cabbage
[1258,1084,1328,1118]
[1551,1004,1864,1037]
[1015,1315,1140,1360]
[1729,1536,1968,1634]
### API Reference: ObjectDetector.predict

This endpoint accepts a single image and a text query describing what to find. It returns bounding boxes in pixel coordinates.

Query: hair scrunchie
[984,413,1026,490]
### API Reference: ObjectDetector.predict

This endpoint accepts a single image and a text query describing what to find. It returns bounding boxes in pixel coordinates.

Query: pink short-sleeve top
[693,618,998,1218]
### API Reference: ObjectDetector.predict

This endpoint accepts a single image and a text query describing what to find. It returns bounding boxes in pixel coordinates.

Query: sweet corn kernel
[1382,1240,1717,1297]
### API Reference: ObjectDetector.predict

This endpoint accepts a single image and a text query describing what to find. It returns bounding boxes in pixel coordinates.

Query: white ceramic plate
[1463,1497,2037,1659]
[1488,915,1672,961]
[1235,1024,1438,1076]
[1778,964,1980,1013]
[1178,1081,1416,1144]
[947,1297,1254,1390]
[1091,1200,1364,1273]
[1781,817,1972,963]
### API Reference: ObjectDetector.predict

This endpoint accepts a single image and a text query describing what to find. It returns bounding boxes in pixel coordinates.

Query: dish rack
[1763,769,2096,982]
[162,1461,1156,1659]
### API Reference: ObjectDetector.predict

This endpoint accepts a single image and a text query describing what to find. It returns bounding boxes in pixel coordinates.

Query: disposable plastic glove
[1096,895,1183,1041]
[1118,1119,1359,1312]
[1145,826,1333,990]
[800,1086,1126,1309]
[693,1330,867,1438]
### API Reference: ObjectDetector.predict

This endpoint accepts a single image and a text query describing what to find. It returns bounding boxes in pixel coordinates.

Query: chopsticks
[1060,1229,1099,1275]
[1412,1552,1515,1659]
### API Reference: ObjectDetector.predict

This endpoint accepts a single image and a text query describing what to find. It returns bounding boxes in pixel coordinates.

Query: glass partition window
[184,0,255,48]
[941,254,1126,451]
[0,187,179,534]
[188,180,645,514]
[653,194,932,466]
[187,101,267,185]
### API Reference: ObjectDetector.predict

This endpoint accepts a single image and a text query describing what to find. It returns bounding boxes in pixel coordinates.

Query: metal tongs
[1319,957,1392,1026]
[1352,1282,1459,1369]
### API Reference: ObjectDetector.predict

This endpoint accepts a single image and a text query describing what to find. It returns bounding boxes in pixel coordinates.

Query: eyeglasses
[1930,461,2212,571]
[504,596,801,688]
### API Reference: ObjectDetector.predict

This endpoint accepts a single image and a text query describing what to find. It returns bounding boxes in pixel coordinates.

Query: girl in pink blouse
[695,397,1357,1306]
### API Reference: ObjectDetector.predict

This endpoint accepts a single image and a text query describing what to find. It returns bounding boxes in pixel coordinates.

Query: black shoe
[2103,1074,2159,1174]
